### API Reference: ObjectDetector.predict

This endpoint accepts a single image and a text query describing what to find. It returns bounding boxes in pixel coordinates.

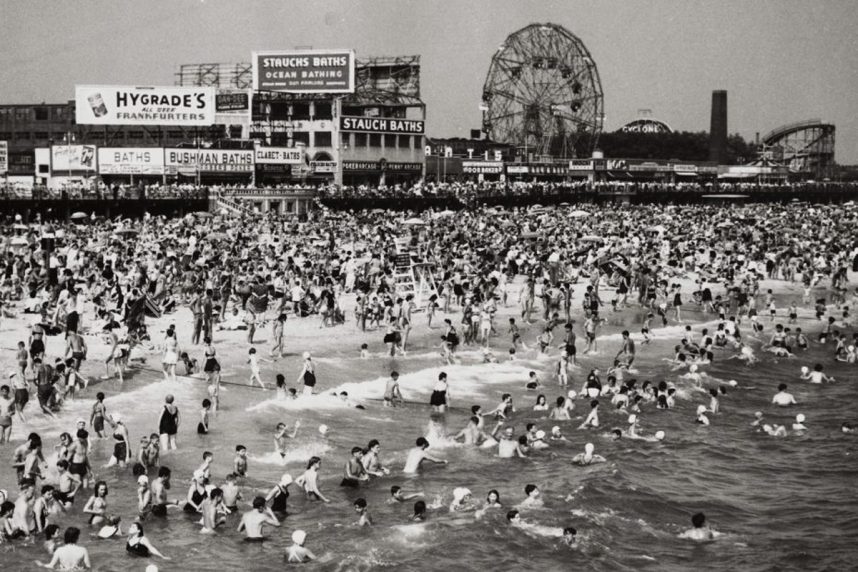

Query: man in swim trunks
[237,496,280,541]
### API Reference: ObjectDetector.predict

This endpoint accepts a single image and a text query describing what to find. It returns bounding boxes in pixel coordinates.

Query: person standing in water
[403,437,448,473]
[157,395,180,451]
[237,496,280,541]
[296,352,316,396]
[430,372,450,414]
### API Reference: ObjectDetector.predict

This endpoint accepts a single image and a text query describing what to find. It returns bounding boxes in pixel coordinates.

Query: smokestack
[709,90,728,164]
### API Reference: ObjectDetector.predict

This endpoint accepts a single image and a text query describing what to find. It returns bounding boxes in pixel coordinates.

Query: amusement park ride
[481,23,605,159]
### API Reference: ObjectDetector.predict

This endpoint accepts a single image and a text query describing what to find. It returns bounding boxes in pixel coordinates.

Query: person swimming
[572,443,606,465]
[679,512,716,541]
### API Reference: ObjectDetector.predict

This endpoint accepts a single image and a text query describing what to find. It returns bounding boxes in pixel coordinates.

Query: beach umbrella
[521,231,540,239]
[569,210,590,218]
[10,236,28,246]
[559,202,571,207]
[402,217,426,226]
[194,211,214,218]
[13,223,28,231]
[649,224,667,234]
[433,210,456,219]
[529,204,544,210]
[580,235,604,243]
[70,212,88,220]
[209,232,229,240]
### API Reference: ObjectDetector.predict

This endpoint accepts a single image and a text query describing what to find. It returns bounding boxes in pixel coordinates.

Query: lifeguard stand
[392,237,437,308]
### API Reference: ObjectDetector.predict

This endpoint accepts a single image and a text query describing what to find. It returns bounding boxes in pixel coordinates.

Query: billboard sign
[339,116,425,134]
[568,159,591,171]
[253,50,355,93]
[215,89,250,113]
[463,161,503,174]
[0,141,7,174]
[51,145,97,171]
[310,160,337,173]
[98,147,164,175]
[75,85,215,126]
[165,148,254,173]
[255,147,303,165]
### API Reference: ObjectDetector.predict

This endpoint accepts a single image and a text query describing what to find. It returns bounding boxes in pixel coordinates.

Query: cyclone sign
[253,50,355,93]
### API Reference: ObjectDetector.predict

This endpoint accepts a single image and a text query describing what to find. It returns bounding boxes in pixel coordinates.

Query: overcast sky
[1,0,856,162]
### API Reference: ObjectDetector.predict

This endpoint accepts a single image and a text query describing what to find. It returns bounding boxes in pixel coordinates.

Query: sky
[1,0,856,162]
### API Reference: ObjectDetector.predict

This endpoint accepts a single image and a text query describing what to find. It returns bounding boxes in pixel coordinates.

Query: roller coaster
[761,119,835,180]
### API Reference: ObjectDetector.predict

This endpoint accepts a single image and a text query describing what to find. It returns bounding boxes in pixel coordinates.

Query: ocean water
[0,296,856,571]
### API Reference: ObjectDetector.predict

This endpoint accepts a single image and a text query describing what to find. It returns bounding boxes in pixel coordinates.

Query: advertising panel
[165,148,254,173]
[342,160,422,172]
[463,161,503,174]
[253,50,355,93]
[568,159,591,171]
[51,145,97,171]
[339,116,425,134]
[255,147,304,165]
[507,165,528,174]
[0,141,7,174]
[215,89,250,113]
[75,85,215,126]
[310,160,337,174]
[98,147,164,175]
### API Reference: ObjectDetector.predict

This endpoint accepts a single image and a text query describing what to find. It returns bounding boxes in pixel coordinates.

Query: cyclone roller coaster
[760,120,835,180]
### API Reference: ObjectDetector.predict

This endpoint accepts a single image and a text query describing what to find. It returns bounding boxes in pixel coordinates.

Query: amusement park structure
[760,120,835,180]
[481,23,604,160]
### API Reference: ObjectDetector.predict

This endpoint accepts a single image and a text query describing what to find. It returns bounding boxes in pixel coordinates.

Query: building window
[369,134,382,147]
[293,131,310,146]
[34,108,49,121]
[229,125,242,138]
[354,133,367,148]
[398,135,411,149]
[271,132,289,146]
[314,102,332,120]
[383,134,396,148]
[15,132,31,141]
[0,132,11,140]
[128,131,145,139]
[167,130,184,139]
[291,103,310,120]
[315,131,332,147]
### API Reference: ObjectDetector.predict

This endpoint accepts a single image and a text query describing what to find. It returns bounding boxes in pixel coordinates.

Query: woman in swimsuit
[296,352,316,396]
[157,395,179,451]
[83,481,109,526]
[430,372,449,414]
[161,329,179,383]
[105,415,131,468]
[265,473,292,514]
[183,472,207,514]
[202,338,220,387]
[125,522,170,560]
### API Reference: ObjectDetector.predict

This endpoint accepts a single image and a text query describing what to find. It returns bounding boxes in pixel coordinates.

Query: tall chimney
[709,90,728,164]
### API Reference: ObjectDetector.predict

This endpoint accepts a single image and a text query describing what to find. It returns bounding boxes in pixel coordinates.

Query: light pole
[63,132,75,189]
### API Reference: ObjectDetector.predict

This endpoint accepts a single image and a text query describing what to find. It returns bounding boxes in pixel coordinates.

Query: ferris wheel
[481,23,604,158]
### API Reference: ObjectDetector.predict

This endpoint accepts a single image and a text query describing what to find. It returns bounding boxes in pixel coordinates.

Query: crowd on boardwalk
[3,180,858,202]
[0,197,856,569]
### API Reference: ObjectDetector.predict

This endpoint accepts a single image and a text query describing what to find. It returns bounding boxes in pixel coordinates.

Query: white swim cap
[113,412,121,422]
[318,424,329,436]
[551,426,561,434]
[303,351,311,359]
[655,430,665,440]
[280,473,293,486]
[796,413,806,423]
[192,469,205,481]
[850,346,855,352]
[567,390,577,399]
[7,371,15,378]
[584,442,595,454]
[689,364,698,373]
[535,430,546,440]
[137,475,149,486]
[292,530,307,545]
[696,405,707,415]
[145,566,158,572]
[729,380,738,387]
[628,414,637,424]
[801,366,809,375]
[453,487,471,502]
